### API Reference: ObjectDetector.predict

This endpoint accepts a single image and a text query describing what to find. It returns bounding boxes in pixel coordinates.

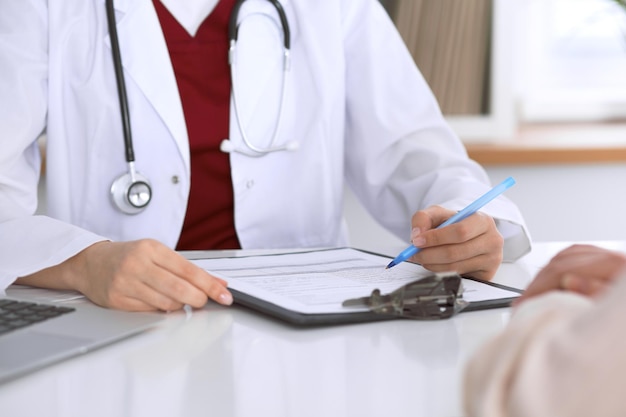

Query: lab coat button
[171,175,180,184]
[246,180,254,189]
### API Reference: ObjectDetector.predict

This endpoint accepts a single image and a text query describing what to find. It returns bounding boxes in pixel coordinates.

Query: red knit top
[154,0,241,250]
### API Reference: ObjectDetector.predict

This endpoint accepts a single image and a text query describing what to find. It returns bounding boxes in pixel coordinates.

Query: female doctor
[0,0,530,311]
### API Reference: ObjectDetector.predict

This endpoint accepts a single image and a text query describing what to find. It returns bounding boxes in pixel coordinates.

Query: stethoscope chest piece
[106,0,153,215]
[110,165,152,215]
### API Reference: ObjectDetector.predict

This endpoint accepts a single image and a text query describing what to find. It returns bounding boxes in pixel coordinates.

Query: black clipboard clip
[342,272,468,320]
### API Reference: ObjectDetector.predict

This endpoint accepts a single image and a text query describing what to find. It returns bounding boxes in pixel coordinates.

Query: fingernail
[219,292,233,306]
[413,237,426,247]
[410,227,421,241]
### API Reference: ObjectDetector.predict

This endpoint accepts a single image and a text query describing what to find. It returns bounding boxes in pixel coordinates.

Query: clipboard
[191,248,523,327]
[230,279,521,326]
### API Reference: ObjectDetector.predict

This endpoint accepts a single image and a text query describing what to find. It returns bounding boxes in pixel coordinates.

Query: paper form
[192,248,520,315]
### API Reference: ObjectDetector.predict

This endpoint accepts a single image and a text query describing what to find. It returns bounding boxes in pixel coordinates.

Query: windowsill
[465,122,626,165]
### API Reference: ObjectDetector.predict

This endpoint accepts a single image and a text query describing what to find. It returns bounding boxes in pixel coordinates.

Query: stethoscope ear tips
[220,138,299,155]
[220,139,235,154]
[284,140,299,151]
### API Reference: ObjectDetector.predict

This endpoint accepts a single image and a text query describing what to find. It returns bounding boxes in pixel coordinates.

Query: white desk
[2,241,624,417]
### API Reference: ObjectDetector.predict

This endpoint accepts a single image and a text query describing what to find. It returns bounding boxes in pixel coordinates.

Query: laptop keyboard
[0,299,76,335]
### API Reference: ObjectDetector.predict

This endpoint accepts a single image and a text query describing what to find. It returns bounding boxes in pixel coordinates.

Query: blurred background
[346,0,626,248]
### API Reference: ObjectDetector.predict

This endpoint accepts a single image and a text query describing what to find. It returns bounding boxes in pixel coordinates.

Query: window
[382,0,626,144]
[517,0,626,122]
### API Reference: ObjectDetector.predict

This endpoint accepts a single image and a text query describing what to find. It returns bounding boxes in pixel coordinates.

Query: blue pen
[385,176,516,269]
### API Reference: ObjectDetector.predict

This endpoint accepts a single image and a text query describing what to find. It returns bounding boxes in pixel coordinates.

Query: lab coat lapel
[103,0,190,170]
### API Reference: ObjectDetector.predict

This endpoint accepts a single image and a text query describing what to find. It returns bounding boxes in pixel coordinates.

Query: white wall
[344,162,626,250]
[485,163,626,242]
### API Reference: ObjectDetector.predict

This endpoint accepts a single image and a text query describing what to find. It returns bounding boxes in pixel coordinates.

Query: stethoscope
[105,0,294,214]
[220,0,298,156]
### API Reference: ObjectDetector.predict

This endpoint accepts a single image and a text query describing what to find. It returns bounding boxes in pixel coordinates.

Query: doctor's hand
[409,205,503,281]
[17,239,233,312]
[513,244,626,306]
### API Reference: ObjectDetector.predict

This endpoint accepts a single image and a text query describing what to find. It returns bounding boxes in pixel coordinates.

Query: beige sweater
[464,272,626,417]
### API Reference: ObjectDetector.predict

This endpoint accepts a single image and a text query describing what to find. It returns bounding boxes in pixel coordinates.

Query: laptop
[0,296,164,384]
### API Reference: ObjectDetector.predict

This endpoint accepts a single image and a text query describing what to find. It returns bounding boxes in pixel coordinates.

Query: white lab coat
[0,0,530,289]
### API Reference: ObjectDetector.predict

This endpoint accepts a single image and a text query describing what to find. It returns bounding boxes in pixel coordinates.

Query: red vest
[154,0,241,250]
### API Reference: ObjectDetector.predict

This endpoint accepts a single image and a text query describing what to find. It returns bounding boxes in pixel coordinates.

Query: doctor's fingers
[131,268,211,311]
[84,239,231,310]
[412,211,500,251]
[104,260,222,311]
[150,247,233,308]
[411,205,456,233]
[416,249,502,281]
[412,234,503,281]
[100,280,184,312]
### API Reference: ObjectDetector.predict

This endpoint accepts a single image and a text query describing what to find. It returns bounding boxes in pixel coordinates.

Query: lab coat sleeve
[339,0,530,261]
[0,217,106,291]
[0,0,47,218]
[0,0,107,291]
[463,272,626,417]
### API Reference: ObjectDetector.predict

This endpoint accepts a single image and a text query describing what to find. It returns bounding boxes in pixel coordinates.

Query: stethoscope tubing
[229,0,290,49]
[229,40,290,156]
[225,0,293,156]
[105,0,136,164]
